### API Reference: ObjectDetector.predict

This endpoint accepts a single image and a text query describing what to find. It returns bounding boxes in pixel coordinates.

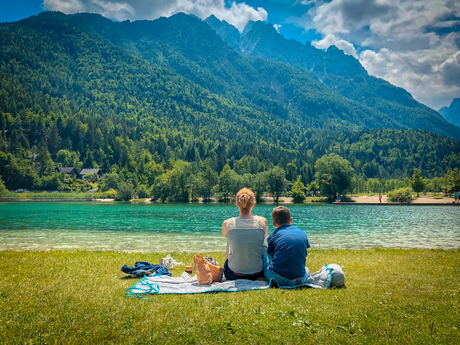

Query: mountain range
[0,11,459,188]
[205,15,459,139]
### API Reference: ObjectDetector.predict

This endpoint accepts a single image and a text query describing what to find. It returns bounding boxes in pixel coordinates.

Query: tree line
[2,150,459,202]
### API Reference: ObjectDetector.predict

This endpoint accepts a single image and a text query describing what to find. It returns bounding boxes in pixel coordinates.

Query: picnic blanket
[125,264,344,297]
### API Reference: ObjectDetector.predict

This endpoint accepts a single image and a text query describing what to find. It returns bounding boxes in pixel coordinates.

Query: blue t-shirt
[267,224,310,279]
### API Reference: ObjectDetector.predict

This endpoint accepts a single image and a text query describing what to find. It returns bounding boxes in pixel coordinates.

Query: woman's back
[226,216,265,275]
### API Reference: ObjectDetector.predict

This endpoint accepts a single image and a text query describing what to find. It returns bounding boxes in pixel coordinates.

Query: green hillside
[0,12,459,193]
[206,17,460,140]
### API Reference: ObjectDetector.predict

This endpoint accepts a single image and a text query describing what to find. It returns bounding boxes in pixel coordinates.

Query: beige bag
[194,253,224,285]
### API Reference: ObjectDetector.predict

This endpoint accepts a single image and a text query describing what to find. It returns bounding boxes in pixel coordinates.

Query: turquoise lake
[0,202,459,252]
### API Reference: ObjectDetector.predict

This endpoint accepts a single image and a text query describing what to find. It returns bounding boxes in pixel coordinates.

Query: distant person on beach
[222,188,268,280]
[379,193,382,203]
[397,193,401,203]
[455,191,458,204]
[263,206,310,286]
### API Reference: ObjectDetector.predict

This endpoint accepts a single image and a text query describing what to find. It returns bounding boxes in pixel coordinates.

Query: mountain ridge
[205,15,459,140]
[439,98,460,128]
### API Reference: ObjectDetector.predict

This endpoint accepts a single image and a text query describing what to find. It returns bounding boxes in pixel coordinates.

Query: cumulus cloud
[273,23,282,33]
[439,50,460,87]
[359,32,460,110]
[43,0,267,31]
[312,33,357,57]
[299,0,460,109]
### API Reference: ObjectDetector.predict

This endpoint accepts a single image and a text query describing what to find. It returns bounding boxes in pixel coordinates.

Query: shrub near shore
[0,249,458,344]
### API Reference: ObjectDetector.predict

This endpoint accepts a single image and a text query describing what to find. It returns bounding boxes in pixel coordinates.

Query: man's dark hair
[271,206,291,225]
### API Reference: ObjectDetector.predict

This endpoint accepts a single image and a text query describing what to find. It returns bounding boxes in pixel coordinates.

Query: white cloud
[301,0,460,109]
[273,23,282,32]
[43,0,268,31]
[439,50,460,87]
[312,33,357,57]
[359,32,460,110]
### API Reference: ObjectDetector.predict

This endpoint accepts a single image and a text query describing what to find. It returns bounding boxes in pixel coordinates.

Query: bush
[104,189,117,199]
[388,187,412,202]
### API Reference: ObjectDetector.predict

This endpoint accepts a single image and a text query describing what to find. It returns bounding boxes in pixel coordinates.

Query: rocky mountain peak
[204,15,241,51]
[439,98,460,127]
[205,16,367,79]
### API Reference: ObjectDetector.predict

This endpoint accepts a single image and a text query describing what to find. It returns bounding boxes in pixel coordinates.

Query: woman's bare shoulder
[222,218,233,237]
[222,217,234,225]
[257,216,268,224]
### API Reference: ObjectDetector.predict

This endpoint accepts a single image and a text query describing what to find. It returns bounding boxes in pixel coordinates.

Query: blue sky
[1,0,459,111]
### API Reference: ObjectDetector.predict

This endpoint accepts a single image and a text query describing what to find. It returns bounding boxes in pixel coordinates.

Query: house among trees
[78,168,103,181]
[57,167,78,178]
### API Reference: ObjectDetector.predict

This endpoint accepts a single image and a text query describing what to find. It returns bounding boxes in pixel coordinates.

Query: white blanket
[126,264,344,296]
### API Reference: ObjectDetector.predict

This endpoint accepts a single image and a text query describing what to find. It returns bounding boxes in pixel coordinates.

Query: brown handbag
[193,253,224,285]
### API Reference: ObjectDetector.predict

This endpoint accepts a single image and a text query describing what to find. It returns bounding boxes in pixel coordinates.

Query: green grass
[1,249,459,344]
[304,197,328,203]
[25,192,94,198]
[1,192,94,199]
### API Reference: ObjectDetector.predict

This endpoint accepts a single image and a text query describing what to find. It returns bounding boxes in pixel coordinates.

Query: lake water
[0,202,459,252]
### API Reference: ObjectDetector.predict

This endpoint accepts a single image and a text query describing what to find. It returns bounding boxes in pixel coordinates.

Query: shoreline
[2,245,460,253]
[1,193,457,205]
[1,196,458,205]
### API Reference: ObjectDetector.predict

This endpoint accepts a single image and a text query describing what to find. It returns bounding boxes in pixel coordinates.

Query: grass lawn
[1,249,459,344]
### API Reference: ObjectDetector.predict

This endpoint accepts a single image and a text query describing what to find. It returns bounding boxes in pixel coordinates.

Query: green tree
[308,181,319,196]
[171,160,194,201]
[442,168,460,196]
[410,168,425,197]
[430,177,442,193]
[136,184,149,198]
[253,172,268,202]
[186,174,206,201]
[56,150,83,170]
[101,172,121,191]
[285,163,298,182]
[315,153,354,200]
[41,173,64,190]
[217,164,241,200]
[152,170,174,201]
[291,176,306,202]
[200,165,218,201]
[116,181,133,201]
[266,167,289,203]
[0,176,6,196]
[143,160,164,186]
[37,138,54,177]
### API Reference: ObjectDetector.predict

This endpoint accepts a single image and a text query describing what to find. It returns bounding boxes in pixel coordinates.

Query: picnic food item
[194,253,224,285]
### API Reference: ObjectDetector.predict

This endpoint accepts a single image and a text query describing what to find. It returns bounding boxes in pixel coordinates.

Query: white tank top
[227,216,265,275]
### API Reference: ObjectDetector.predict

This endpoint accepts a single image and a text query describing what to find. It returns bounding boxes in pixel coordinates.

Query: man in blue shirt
[264,206,310,286]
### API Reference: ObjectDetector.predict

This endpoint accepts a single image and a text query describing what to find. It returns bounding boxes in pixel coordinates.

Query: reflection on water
[0,202,459,252]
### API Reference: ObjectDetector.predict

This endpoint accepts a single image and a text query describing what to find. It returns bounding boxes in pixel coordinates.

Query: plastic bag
[160,254,184,269]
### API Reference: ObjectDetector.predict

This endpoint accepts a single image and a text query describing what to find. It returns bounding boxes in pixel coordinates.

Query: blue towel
[121,261,171,277]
